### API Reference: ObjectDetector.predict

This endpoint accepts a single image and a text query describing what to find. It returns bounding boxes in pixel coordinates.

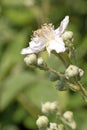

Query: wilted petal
[55,16,69,36]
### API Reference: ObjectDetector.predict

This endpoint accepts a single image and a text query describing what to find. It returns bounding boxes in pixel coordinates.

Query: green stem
[36,63,64,77]
[36,62,87,102]
[77,81,87,102]
[67,81,87,102]
[66,82,81,92]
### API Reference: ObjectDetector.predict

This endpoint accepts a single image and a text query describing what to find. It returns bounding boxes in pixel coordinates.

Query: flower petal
[46,38,66,55]
[21,41,45,54]
[21,47,34,54]
[55,16,69,36]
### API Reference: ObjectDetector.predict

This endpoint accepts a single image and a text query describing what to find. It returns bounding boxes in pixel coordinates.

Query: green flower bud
[24,54,37,65]
[56,77,68,91]
[36,116,49,128]
[49,72,59,82]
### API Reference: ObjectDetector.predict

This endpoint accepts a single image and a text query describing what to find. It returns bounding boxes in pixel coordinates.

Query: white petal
[47,38,66,55]
[30,41,45,50]
[21,47,34,54]
[21,41,45,55]
[55,16,69,35]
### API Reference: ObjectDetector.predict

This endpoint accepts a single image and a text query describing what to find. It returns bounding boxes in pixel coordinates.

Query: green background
[0,0,87,130]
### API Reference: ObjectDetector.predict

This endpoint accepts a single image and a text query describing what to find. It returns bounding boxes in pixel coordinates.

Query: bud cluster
[36,101,77,130]
[24,54,44,66]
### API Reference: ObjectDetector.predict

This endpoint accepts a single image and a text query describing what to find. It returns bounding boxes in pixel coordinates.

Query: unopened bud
[49,122,58,130]
[37,57,44,65]
[49,72,59,82]
[65,65,84,79]
[78,68,84,77]
[50,102,59,112]
[70,121,77,130]
[63,111,73,122]
[63,111,77,129]
[42,102,59,114]
[42,102,51,114]
[36,116,49,128]
[58,124,64,130]
[62,31,73,41]
[24,54,37,65]
[62,31,74,47]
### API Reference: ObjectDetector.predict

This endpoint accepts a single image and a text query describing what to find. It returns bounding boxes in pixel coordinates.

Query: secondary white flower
[21,16,69,55]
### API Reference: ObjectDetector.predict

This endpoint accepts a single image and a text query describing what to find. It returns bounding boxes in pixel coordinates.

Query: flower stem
[35,63,64,77]
[35,63,87,102]
[77,81,87,102]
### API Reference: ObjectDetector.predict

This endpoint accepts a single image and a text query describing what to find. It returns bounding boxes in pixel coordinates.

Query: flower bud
[24,54,37,65]
[65,65,84,79]
[56,77,67,91]
[42,102,59,114]
[50,101,59,112]
[49,72,59,82]
[62,31,73,41]
[36,115,49,128]
[62,31,74,47]
[49,122,58,130]
[41,102,51,114]
[63,111,77,129]
[37,57,44,65]
[63,111,73,122]
[78,68,84,77]
[58,124,64,130]
[70,121,77,130]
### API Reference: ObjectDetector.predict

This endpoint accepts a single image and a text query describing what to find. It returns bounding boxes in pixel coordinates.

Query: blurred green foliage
[0,0,87,130]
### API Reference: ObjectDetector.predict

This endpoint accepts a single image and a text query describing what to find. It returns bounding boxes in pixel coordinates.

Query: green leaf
[0,72,37,110]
